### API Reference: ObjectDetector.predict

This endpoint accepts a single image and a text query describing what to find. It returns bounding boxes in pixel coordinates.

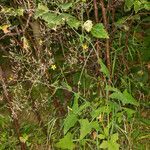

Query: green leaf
[105,85,120,92]
[97,134,106,140]
[134,0,143,13]
[64,113,78,134]
[100,140,108,149]
[79,119,92,140]
[91,106,111,119]
[100,133,120,150]
[125,0,134,11]
[91,23,109,39]
[123,90,139,106]
[78,101,90,114]
[109,90,139,106]
[111,133,118,142]
[66,16,80,29]
[55,133,75,150]
[99,59,110,78]
[59,2,73,10]
[144,2,150,10]
[108,140,119,150]
[34,3,49,18]
[72,93,79,114]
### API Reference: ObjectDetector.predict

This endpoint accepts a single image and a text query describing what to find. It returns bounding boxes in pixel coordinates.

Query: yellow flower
[82,43,88,50]
[51,64,56,70]
[1,24,10,33]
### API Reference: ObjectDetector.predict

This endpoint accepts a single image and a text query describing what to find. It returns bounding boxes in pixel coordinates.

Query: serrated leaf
[64,113,78,134]
[123,90,139,106]
[91,106,110,119]
[109,90,139,106]
[55,133,75,150]
[79,119,92,140]
[91,23,109,39]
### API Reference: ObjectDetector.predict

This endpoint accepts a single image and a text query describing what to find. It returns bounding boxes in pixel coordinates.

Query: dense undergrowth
[0,0,150,149]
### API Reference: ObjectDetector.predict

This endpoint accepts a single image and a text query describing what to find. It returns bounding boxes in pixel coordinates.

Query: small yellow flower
[51,64,56,70]
[1,24,10,33]
[82,43,88,50]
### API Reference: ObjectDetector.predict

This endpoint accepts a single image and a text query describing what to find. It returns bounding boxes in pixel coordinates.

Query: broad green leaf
[64,113,78,134]
[123,108,136,118]
[100,133,120,150]
[91,23,109,39]
[91,106,111,119]
[108,140,119,150]
[134,0,143,13]
[59,2,73,10]
[38,3,49,11]
[55,133,75,150]
[123,90,139,106]
[144,2,150,10]
[109,90,139,106]
[100,141,108,149]
[111,133,118,142]
[34,3,49,18]
[125,0,134,11]
[66,16,80,29]
[91,121,100,131]
[79,119,92,140]
[99,59,110,78]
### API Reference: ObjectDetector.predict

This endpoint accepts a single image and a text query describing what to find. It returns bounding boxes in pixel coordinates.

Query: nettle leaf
[64,113,78,134]
[109,90,139,106]
[99,59,110,78]
[55,133,75,150]
[91,23,109,39]
[79,119,92,140]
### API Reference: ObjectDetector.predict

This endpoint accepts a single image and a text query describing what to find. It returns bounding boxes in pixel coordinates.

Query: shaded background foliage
[0,0,150,149]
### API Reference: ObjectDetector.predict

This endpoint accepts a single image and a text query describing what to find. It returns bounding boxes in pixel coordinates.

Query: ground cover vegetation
[0,0,150,149]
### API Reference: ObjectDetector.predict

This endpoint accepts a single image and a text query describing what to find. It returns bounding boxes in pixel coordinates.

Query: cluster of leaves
[0,0,150,149]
